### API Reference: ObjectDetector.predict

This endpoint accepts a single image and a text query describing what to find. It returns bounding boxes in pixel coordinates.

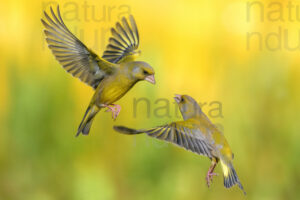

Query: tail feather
[220,160,246,195]
[113,126,143,135]
[76,105,99,136]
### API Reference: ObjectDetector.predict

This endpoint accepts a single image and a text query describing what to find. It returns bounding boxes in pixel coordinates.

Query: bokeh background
[1,0,300,199]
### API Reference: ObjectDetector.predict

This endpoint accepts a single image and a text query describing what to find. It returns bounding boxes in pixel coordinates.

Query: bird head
[174,94,202,120]
[130,61,155,84]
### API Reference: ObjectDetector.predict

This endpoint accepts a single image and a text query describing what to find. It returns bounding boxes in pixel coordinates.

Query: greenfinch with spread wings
[114,94,246,194]
[41,6,155,136]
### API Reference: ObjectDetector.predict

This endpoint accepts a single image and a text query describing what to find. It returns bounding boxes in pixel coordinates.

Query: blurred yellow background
[1,0,300,199]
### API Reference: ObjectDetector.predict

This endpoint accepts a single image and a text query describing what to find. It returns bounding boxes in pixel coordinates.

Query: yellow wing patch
[220,160,230,177]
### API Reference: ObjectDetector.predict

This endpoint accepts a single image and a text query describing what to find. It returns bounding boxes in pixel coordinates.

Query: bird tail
[76,105,100,136]
[113,126,143,135]
[220,159,246,195]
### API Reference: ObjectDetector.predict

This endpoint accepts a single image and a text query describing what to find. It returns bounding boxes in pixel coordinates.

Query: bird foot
[206,171,218,187]
[105,104,121,120]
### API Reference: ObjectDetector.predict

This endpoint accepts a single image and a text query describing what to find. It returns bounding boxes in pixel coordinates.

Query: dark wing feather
[42,6,115,89]
[102,15,139,63]
[114,121,214,158]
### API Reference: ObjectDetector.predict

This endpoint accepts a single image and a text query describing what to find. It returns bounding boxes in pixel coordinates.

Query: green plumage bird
[114,94,246,194]
[41,6,155,136]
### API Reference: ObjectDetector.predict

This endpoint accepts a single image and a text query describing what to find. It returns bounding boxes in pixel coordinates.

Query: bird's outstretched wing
[114,121,214,158]
[102,15,139,63]
[42,6,116,89]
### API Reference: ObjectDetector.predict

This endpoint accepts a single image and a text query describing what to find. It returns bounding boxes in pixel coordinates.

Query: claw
[205,158,218,188]
[206,171,218,187]
[104,104,121,120]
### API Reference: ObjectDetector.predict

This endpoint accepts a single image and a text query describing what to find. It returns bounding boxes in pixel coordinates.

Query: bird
[41,6,155,136]
[114,94,246,194]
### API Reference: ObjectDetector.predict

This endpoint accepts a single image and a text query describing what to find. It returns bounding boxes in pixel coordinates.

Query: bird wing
[102,15,139,63]
[114,121,214,158]
[42,6,116,89]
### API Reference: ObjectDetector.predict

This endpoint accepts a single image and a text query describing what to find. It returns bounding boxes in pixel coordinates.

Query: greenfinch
[114,94,246,194]
[41,6,155,136]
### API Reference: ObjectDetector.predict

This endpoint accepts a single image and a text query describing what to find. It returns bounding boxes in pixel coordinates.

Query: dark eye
[143,70,149,75]
[181,98,185,102]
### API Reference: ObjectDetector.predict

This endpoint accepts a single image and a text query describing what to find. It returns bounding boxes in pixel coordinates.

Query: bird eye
[143,70,149,75]
[181,98,185,102]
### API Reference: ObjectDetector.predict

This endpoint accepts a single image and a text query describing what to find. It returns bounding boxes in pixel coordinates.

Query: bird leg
[104,104,121,120]
[206,158,218,187]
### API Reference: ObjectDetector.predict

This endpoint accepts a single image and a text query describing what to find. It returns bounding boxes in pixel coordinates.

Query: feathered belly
[97,78,135,105]
[103,87,129,104]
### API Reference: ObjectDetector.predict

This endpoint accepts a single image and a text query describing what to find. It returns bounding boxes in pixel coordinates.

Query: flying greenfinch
[114,94,246,194]
[41,6,155,136]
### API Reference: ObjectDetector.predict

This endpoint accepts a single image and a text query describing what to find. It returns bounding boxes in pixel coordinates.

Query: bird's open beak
[145,75,156,84]
[174,94,182,104]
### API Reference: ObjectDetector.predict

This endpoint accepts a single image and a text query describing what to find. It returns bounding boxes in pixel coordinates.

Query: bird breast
[96,74,136,104]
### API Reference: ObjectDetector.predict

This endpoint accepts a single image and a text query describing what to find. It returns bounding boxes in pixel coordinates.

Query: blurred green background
[1,0,300,199]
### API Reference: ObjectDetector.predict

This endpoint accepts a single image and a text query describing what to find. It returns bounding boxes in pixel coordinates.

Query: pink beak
[174,94,182,103]
[145,74,156,84]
